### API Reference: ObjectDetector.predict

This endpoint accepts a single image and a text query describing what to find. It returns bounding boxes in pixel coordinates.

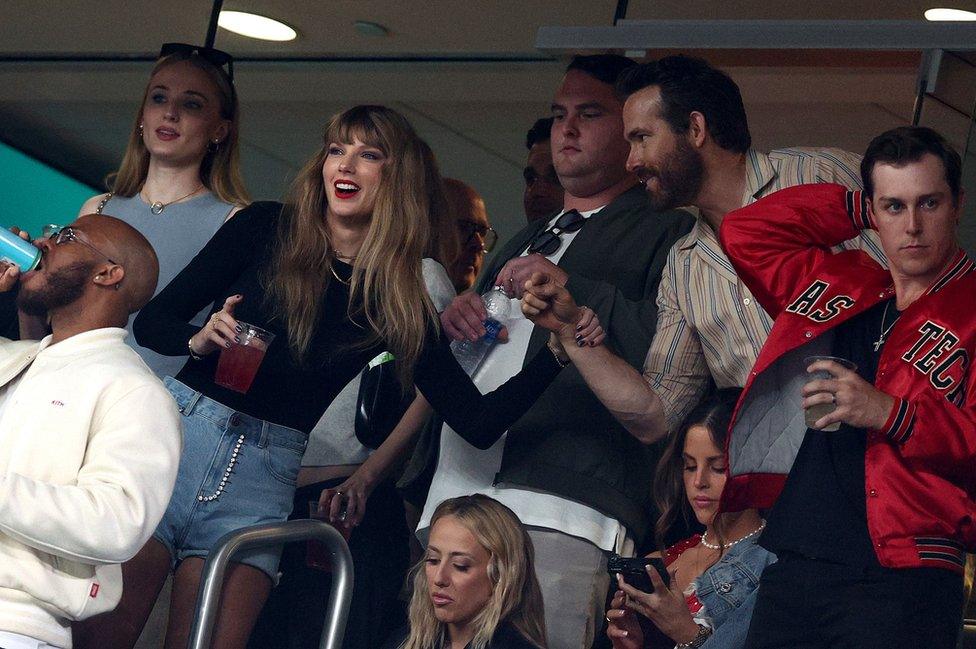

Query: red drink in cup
[306,501,352,572]
[214,322,274,393]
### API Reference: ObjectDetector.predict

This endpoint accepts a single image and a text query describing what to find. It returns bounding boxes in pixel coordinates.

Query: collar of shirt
[546,203,606,227]
[743,149,779,205]
[679,149,779,253]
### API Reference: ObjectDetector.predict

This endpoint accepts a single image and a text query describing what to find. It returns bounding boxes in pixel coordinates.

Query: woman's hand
[189,294,243,356]
[606,590,644,649]
[616,566,701,645]
[318,466,378,528]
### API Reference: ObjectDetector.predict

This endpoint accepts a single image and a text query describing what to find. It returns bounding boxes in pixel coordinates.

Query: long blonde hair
[108,50,249,205]
[265,105,437,386]
[403,495,547,649]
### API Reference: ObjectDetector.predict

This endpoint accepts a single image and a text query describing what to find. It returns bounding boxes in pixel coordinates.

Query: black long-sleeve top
[133,202,561,444]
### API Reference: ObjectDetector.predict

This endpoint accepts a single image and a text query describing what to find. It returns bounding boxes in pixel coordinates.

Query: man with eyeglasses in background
[420,54,692,648]
[0,214,180,649]
[444,178,497,292]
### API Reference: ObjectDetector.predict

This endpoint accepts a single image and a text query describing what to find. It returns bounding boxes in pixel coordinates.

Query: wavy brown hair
[653,388,741,554]
[402,495,547,649]
[265,105,438,386]
[108,50,249,206]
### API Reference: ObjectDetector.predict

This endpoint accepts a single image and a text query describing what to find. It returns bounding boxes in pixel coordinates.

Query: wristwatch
[675,624,712,649]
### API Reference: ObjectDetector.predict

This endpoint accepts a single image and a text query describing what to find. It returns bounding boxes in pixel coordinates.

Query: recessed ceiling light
[353,20,390,37]
[924,7,976,20]
[218,10,298,41]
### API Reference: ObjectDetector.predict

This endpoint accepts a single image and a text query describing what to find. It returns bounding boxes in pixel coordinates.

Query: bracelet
[187,337,204,361]
[675,624,712,649]
[546,337,570,368]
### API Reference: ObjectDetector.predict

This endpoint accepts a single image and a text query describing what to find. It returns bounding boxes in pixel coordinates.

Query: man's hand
[0,262,20,292]
[521,272,584,340]
[802,359,895,430]
[494,254,568,299]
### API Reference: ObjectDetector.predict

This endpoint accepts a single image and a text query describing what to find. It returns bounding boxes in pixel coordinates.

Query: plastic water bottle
[450,287,512,375]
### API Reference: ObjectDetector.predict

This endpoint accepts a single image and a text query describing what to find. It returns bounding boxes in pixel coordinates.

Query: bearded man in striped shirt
[525,55,886,447]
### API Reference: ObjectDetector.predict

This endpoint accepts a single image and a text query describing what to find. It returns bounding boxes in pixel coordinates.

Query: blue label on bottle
[483,318,502,344]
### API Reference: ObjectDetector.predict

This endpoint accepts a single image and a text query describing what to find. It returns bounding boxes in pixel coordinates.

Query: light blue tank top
[99,192,234,378]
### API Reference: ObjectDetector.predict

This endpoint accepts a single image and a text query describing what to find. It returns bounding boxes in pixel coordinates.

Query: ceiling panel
[0,1,951,242]
[1,1,617,56]
[624,0,972,20]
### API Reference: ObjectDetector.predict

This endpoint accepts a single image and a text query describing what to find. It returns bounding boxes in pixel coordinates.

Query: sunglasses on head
[159,42,235,81]
[48,226,119,265]
[527,209,585,256]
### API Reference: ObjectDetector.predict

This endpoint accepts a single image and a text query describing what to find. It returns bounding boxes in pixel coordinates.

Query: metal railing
[187,519,354,649]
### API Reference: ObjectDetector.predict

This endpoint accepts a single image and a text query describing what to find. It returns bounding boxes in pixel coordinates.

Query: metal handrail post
[187,519,353,649]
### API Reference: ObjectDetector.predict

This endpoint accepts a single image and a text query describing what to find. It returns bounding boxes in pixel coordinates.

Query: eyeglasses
[527,209,585,256]
[457,220,498,253]
[159,42,235,81]
[49,227,119,265]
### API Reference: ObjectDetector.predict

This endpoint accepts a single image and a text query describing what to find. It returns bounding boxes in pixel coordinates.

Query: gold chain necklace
[329,263,351,285]
[142,184,204,215]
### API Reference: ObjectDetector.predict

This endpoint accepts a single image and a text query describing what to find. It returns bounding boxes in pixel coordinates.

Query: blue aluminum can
[0,228,41,272]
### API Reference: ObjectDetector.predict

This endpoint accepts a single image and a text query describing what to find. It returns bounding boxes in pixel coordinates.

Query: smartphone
[607,554,670,593]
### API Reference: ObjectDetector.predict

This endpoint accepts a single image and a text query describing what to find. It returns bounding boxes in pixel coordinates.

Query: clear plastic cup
[214,322,274,393]
[306,500,351,572]
[803,355,857,432]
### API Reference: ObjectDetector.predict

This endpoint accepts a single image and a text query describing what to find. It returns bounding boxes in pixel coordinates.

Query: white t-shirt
[302,258,457,466]
[420,209,632,554]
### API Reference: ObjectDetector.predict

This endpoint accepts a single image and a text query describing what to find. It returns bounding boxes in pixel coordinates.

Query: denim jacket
[696,536,776,649]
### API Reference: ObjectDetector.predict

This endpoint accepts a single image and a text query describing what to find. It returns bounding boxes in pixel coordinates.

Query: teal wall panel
[0,141,97,238]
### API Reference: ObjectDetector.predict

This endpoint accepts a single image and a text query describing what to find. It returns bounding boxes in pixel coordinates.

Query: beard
[18,261,94,316]
[643,137,705,212]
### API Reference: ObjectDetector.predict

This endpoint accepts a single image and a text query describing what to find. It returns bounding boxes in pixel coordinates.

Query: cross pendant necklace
[873,300,900,352]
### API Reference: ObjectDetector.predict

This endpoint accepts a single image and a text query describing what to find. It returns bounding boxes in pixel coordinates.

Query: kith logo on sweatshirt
[903,320,969,405]
[786,280,855,322]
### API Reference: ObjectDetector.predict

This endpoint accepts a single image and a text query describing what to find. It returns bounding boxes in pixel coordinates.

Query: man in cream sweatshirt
[0,214,181,649]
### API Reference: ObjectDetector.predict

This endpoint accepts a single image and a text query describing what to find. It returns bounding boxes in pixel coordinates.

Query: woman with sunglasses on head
[605,390,774,649]
[74,105,602,649]
[74,42,248,379]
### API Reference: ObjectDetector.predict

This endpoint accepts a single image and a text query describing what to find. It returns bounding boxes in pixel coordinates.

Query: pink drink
[214,323,274,393]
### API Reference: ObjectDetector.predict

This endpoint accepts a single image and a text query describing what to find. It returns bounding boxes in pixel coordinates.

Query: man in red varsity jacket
[719,126,972,648]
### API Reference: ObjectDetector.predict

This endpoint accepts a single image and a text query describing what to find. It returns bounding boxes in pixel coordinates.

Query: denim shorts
[153,377,307,580]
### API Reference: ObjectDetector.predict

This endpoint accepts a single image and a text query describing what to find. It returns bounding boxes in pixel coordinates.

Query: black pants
[248,478,410,649]
[745,553,963,649]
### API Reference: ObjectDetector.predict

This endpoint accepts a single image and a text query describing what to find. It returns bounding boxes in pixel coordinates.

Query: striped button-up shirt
[644,147,886,433]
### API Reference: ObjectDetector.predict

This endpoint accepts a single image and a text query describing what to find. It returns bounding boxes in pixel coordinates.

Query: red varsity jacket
[718,182,976,573]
